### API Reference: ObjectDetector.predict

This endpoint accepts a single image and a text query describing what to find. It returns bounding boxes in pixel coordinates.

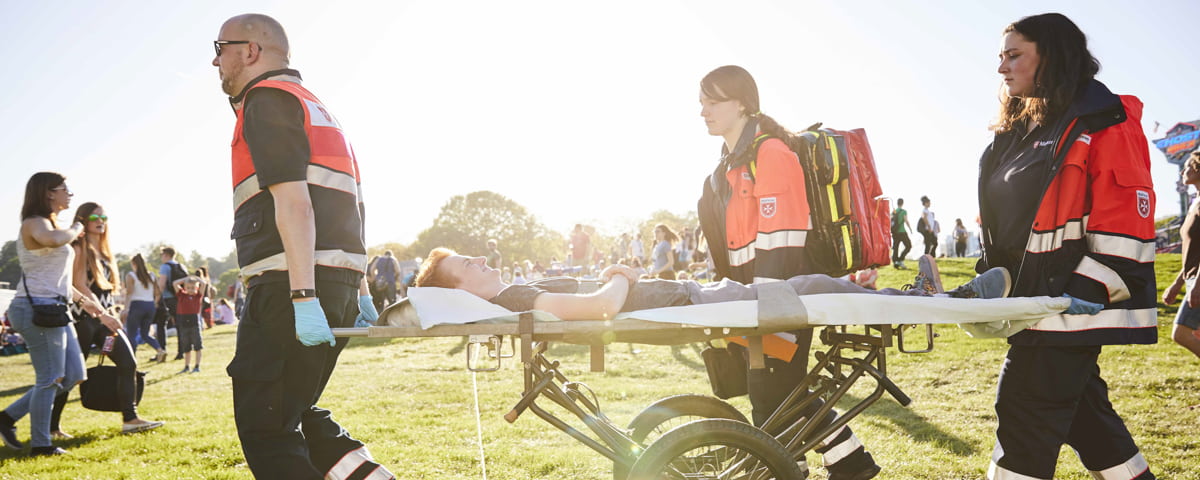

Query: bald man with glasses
[212,14,390,480]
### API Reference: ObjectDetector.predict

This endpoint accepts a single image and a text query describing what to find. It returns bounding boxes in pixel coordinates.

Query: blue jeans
[2,297,86,448]
[124,300,162,353]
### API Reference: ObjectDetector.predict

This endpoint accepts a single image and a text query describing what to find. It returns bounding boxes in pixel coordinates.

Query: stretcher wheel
[615,395,749,479]
[626,419,804,480]
[627,394,749,443]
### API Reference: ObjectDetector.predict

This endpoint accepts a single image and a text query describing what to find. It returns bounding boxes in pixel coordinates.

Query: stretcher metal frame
[333,312,932,479]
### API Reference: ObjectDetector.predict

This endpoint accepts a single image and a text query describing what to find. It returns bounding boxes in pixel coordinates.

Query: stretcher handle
[870,366,911,406]
[504,371,557,423]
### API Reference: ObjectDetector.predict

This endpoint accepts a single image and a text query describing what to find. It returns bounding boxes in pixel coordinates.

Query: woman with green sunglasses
[65,202,164,435]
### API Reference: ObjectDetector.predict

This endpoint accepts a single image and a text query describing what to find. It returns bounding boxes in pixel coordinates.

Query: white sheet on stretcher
[406,286,1071,336]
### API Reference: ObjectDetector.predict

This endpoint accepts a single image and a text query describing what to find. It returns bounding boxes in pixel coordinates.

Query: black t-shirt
[982,122,1058,271]
[489,277,692,313]
[243,88,310,187]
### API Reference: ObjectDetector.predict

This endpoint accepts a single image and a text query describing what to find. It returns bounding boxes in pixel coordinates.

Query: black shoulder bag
[21,273,73,328]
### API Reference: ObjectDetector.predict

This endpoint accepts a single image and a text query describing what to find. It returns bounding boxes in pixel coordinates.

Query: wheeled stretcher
[333,285,1069,479]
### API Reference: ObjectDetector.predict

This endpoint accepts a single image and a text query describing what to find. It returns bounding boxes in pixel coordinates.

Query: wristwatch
[290,289,317,299]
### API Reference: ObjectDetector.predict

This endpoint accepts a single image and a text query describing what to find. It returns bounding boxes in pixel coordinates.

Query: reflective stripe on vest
[728,242,755,267]
[1028,307,1156,333]
[241,250,369,279]
[1025,217,1086,254]
[756,229,807,251]
[233,164,360,211]
[1074,256,1131,303]
[1087,233,1156,263]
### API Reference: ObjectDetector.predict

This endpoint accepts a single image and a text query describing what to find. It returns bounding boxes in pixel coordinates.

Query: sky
[2,0,1198,260]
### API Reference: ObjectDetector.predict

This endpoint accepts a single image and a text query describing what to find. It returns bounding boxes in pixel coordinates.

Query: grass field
[1,256,1197,479]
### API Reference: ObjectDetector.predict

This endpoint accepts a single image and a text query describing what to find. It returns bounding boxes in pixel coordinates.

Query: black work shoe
[828,451,881,480]
[0,411,21,450]
[30,446,68,456]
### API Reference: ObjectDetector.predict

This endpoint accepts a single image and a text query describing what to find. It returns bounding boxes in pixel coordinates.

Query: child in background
[171,275,206,373]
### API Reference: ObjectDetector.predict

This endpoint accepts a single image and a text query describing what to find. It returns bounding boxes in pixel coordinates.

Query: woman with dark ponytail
[695,65,881,480]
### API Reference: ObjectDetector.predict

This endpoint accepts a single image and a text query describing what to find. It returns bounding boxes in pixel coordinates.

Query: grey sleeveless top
[16,234,74,299]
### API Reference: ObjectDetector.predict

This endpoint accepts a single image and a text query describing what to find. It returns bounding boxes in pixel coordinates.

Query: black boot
[0,410,22,450]
[827,450,881,480]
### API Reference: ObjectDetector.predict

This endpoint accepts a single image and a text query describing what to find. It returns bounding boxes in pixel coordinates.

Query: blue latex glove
[1062,294,1104,315]
[293,299,336,347]
[355,295,378,328]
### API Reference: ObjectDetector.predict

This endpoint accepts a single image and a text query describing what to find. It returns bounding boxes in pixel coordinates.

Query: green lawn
[1,256,1197,479]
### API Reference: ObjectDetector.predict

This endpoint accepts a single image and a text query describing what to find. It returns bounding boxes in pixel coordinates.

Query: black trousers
[892,232,912,263]
[993,345,1153,479]
[156,297,176,352]
[228,281,367,480]
[75,316,139,422]
[736,329,863,465]
[921,231,938,256]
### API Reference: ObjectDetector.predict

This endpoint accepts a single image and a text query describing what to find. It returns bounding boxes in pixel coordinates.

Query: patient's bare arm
[532,273,633,321]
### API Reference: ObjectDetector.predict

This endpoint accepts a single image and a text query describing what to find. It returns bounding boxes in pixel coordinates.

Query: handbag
[21,273,72,328]
[701,341,748,399]
[79,338,145,412]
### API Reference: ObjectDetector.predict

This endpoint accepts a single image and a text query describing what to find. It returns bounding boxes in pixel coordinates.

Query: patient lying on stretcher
[415,248,1012,321]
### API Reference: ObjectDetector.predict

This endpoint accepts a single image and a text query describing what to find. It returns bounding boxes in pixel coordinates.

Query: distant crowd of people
[471,223,715,292]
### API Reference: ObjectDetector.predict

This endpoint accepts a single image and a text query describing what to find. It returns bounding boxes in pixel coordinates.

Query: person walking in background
[648,224,678,280]
[891,198,913,268]
[171,275,206,373]
[918,195,939,256]
[628,231,645,266]
[372,251,401,309]
[1162,150,1200,361]
[977,13,1157,479]
[197,267,216,329]
[485,239,502,269]
[231,273,246,319]
[213,13,390,479]
[0,172,97,456]
[69,202,164,435]
[365,255,382,311]
[952,218,969,257]
[123,253,167,362]
[695,65,881,479]
[569,224,591,273]
[157,246,187,359]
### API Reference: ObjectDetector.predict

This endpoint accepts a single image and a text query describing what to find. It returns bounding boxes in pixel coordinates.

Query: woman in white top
[123,254,166,361]
[0,172,105,456]
[213,298,238,325]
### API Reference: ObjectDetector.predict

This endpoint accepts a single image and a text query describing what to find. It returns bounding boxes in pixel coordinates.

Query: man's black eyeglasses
[214,40,251,56]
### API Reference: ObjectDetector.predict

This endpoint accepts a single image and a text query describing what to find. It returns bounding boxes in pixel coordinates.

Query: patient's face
[441,254,501,296]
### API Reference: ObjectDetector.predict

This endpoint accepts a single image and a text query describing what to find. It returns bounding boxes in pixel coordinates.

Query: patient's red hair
[415,247,459,289]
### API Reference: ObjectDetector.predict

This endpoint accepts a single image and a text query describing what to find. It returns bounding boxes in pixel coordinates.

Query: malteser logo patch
[760,197,776,218]
[303,99,339,128]
[1136,190,1150,218]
